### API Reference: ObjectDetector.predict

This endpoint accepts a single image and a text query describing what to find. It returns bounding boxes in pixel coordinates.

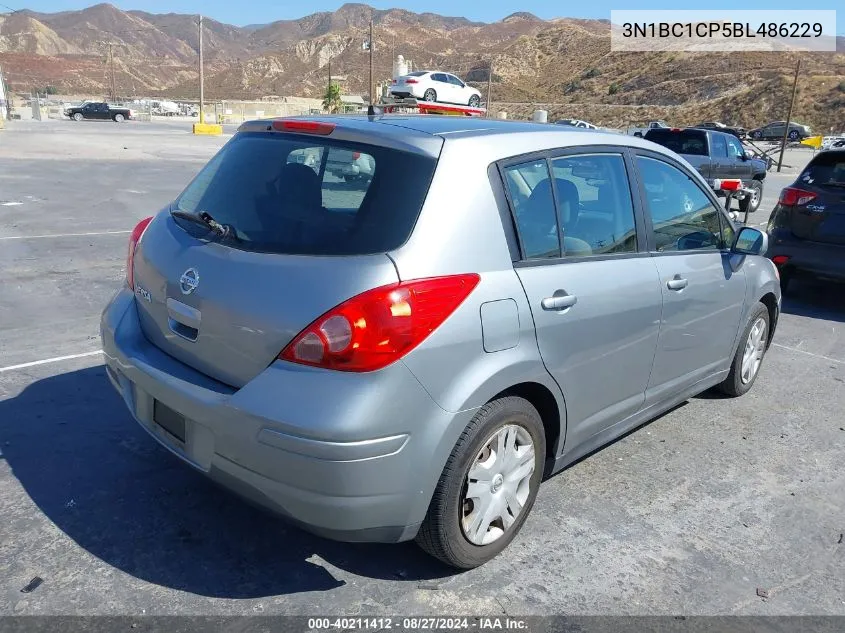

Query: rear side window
[799,153,845,187]
[174,133,436,255]
[551,154,637,255]
[645,129,708,156]
[503,160,560,259]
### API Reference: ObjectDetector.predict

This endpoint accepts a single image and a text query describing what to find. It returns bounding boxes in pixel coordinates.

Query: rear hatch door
[132,127,440,388]
[789,152,845,245]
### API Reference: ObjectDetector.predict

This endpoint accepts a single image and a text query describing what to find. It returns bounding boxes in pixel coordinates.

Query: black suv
[767,149,845,292]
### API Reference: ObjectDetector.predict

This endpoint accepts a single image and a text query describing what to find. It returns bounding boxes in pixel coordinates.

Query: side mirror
[732,226,768,256]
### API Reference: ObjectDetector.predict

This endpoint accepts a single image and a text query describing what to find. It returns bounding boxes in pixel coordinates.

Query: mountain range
[1,3,843,131]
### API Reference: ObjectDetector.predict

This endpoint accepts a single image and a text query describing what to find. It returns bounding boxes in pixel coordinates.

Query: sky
[6,0,844,34]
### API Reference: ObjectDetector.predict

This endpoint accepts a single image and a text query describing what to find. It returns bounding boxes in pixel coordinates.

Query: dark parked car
[65,102,133,122]
[748,121,811,142]
[767,149,845,292]
[645,127,767,213]
[695,121,745,140]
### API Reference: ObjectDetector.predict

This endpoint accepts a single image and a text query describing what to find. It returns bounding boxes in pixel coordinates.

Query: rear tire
[739,179,763,214]
[717,302,770,397]
[423,89,437,102]
[416,396,546,569]
[114,113,125,122]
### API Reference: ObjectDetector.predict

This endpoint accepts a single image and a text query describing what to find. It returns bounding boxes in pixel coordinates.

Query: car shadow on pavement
[780,278,845,323]
[0,366,455,599]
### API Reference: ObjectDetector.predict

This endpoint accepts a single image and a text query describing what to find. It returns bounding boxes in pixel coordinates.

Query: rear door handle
[666,276,689,291]
[541,292,577,311]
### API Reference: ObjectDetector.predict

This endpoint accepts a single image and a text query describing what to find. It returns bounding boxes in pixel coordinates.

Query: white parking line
[771,343,842,365]
[0,230,131,241]
[0,350,103,373]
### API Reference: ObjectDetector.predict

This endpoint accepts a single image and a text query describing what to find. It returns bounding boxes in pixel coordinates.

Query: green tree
[323,82,343,114]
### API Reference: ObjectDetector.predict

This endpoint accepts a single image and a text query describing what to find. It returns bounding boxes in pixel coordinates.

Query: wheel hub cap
[491,473,504,493]
[460,424,536,546]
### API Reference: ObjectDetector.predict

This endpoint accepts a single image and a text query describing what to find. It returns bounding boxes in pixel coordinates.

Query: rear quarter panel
[389,134,566,422]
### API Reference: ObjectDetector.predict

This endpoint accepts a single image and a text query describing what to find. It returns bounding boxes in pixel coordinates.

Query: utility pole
[486,59,494,117]
[107,42,116,102]
[327,57,331,96]
[777,58,801,173]
[368,18,374,105]
[198,14,205,124]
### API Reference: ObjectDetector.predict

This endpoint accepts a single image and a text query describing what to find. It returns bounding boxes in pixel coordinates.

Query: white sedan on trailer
[390,71,482,107]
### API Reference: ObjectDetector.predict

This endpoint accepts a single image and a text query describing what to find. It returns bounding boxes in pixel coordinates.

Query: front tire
[416,396,546,569]
[717,302,770,397]
[72,113,83,121]
[468,94,481,108]
[788,130,799,141]
[423,89,437,102]
[739,179,763,214]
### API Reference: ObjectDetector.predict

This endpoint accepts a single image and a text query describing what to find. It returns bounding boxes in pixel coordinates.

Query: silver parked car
[102,116,781,568]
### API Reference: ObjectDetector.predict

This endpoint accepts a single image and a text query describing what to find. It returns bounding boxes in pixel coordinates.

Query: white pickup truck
[626,120,669,137]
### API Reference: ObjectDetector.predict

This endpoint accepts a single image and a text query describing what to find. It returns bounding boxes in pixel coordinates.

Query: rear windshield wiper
[171,209,239,241]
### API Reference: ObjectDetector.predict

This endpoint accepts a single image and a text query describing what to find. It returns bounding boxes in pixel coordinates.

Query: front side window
[636,156,727,252]
[711,134,727,158]
[551,154,638,256]
[726,136,745,159]
[503,160,560,260]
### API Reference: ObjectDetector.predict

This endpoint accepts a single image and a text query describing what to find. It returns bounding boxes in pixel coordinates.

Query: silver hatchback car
[101,116,780,568]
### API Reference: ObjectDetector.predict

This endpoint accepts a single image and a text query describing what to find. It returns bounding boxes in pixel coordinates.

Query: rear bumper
[389,85,425,99]
[767,229,845,281]
[100,288,473,542]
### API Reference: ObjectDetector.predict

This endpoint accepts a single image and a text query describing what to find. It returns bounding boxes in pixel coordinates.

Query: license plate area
[153,400,186,443]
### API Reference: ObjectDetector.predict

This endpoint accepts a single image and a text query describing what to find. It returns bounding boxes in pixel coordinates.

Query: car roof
[245,114,676,163]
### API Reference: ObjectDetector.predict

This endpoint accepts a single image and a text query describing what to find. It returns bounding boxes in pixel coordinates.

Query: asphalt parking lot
[1,119,843,616]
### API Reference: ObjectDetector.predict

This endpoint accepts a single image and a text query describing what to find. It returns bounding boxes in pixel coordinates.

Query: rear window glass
[174,133,437,255]
[645,129,708,156]
[799,153,845,187]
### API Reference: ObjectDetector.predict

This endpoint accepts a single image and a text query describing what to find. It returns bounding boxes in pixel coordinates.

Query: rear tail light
[272,119,335,135]
[126,217,153,290]
[280,274,481,372]
[405,78,418,84]
[779,187,817,206]
[391,79,397,84]
[772,255,791,266]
